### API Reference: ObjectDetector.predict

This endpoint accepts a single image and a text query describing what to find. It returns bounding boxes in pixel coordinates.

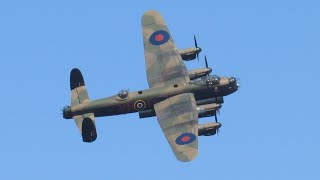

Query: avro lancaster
[63,10,239,162]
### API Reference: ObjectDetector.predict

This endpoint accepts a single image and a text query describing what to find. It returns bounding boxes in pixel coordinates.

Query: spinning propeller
[204,55,213,76]
[214,111,220,135]
[194,35,201,61]
[205,55,209,69]
[214,109,220,135]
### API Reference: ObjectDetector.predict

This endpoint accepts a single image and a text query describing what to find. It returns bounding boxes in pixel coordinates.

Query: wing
[142,10,190,88]
[154,93,198,162]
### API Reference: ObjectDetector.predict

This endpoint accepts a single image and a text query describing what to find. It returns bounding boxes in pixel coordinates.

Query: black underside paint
[70,68,85,90]
[81,117,97,142]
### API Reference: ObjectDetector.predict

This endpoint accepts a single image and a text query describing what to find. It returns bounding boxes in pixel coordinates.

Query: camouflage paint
[63,10,239,162]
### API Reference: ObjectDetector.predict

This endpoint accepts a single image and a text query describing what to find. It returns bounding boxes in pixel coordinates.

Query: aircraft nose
[228,77,236,84]
[228,77,239,91]
[236,82,240,90]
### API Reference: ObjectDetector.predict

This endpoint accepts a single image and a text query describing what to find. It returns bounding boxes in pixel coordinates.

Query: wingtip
[176,151,198,162]
[143,10,160,16]
[142,10,164,26]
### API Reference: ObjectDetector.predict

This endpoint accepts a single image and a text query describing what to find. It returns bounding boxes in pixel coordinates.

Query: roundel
[149,30,170,46]
[175,133,196,145]
[134,100,147,111]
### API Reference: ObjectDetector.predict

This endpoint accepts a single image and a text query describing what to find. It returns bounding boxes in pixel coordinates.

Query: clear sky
[1,0,319,179]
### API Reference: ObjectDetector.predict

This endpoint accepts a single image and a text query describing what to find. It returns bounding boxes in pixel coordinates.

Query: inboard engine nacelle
[139,101,222,119]
[197,103,221,118]
[188,68,212,80]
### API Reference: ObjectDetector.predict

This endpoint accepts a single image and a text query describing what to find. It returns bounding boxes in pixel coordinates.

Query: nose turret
[228,77,239,91]
[228,77,236,84]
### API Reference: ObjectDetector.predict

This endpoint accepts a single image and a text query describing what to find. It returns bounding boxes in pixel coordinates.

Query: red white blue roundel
[175,133,196,145]
[149,30,170,45]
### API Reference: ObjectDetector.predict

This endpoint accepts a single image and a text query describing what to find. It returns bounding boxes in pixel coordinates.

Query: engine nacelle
[197,103,222,118]
[198,122,222,136]
[196,97,224,106]
[178,48,202,61]
[188,68,212,80]
[139,102,222,119]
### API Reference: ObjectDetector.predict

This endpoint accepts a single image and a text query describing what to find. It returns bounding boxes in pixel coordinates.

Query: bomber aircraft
[63,10,239,162]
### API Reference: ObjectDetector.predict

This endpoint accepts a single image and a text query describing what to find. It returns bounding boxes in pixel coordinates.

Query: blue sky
[1,0,319,179]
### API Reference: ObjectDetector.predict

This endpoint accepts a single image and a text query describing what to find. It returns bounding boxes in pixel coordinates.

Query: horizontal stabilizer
[69,68,97,142]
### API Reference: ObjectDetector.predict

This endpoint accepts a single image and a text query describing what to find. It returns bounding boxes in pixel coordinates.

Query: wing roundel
[154,93,198,162]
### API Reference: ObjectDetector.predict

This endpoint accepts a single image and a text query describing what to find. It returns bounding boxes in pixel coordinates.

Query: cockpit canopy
[190,75,220,87]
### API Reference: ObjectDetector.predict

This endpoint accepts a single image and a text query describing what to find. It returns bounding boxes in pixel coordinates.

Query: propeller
[214,110,220,135]
[194,35,201,61]
[205,55,209,68]
[214,112,218,123]
[194,35,198,48]
[204,55,213,76]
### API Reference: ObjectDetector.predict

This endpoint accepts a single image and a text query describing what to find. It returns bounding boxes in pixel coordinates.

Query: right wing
[142,10,190,88]
[154,93,198,162]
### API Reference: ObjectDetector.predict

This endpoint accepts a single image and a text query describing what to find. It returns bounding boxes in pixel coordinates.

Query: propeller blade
[214,113,218,123]
[194,35,198,48]
[194,35,200,61]
[205,56,209,68]
[215,112,220,135]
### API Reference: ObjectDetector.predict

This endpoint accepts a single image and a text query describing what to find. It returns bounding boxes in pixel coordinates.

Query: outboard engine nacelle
[198,122,222,136]
[178,48,202,61]
[196,97,224,106]
[139,100,223,119]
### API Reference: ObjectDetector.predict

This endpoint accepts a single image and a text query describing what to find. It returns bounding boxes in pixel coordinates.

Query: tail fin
[70,68,97,142]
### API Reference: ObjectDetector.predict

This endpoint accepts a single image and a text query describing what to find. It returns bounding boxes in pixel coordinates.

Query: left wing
[154,93,198,162]
[142,10,190,88]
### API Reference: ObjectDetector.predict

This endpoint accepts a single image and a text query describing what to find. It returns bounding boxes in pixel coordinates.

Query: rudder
[70,68,90,106]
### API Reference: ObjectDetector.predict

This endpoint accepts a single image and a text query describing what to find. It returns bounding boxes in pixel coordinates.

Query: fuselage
[68,76,239,118]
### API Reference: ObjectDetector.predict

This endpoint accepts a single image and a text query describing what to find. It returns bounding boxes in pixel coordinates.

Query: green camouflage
[154,93,198,162]
[63,10,239,162]
[142,10,200,161]
[142,10,189,88]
